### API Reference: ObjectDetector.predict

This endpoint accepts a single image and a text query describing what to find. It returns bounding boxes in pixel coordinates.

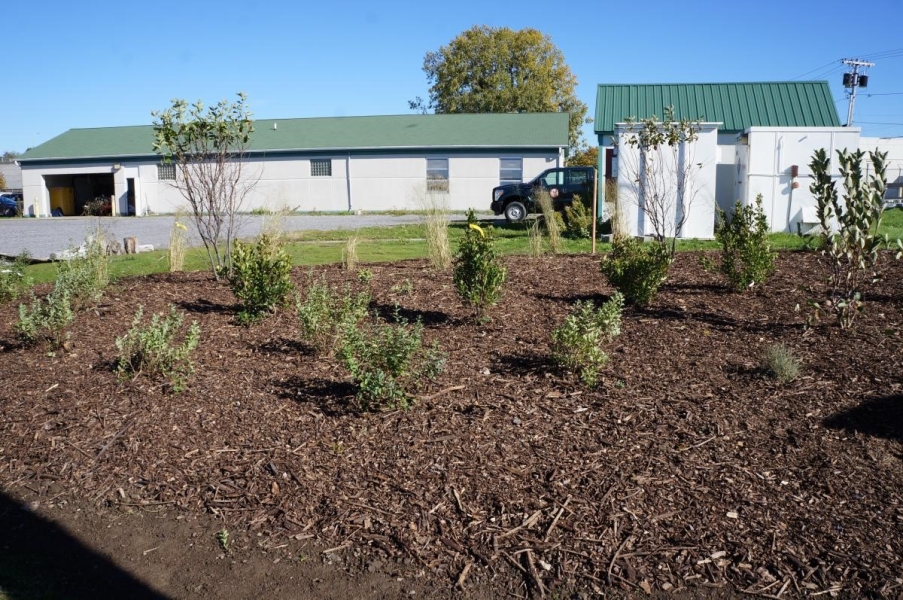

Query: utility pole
[841,58,874,127]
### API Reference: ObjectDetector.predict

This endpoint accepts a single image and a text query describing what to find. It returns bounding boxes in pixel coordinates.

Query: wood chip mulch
[2,251,902,598]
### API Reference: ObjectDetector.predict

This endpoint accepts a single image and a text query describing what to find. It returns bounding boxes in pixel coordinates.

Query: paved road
[0,214,466,260]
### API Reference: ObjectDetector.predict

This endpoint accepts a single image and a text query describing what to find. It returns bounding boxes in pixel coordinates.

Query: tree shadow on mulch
[823,394,903,444]
[258,337,315,356]
[493,352,556,377]
[634,305,799,334]
[370,302,450,326]
[662,282,730,296]
[0,491,169,600]
[175,298,235,315]
[532,291,619,305]
[273,376,359,417]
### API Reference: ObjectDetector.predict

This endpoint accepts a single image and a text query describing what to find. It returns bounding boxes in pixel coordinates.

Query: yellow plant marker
[468,223,485,237]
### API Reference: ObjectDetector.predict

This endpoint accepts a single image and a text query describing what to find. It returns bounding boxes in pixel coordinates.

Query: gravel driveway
[0,214,464,261]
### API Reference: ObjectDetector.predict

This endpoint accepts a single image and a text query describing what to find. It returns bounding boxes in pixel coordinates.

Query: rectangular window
[499,157,522,186]
[157,163,176,181]
[311,158,332,177]
[427,158,449,192]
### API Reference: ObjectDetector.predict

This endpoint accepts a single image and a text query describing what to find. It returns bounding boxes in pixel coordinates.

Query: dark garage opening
[44,173,115,216]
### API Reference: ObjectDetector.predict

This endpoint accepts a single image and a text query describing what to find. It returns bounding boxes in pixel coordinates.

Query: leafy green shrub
[54,234,109,311]
[551,293,624,386]
[809,148,889,329]
[357,268,373,284]
[227,234,294,325]
[763,344,801,384]
[0,252,33,304]
[715,195,776,291]
[453,210,506,321]
[115,305,200,392]
[16,287,75,349]
[562,194,593,239]
[337,310,445,411]
[296,281,371,354]
[599,236,671,306]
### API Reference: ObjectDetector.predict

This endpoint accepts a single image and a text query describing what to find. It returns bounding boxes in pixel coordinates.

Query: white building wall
[860,137,903,187]
[615,123,719,239]
[738,127,861,232]
[22,151,561,217]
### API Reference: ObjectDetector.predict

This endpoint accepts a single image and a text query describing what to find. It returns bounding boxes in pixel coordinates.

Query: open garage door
[44,173,115,216]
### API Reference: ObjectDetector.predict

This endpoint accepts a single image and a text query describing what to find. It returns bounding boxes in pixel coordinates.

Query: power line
[864,92,903,97]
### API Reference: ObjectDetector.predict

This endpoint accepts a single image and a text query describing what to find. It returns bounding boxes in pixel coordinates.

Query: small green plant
[715,195,776,291]
[337,310,446,411]
[54,232,109,311]
[809,148,889,329]
[0,252,33,303]
[227,234,294,325]
[357,268,373,284]
[16,287,75,349]
[453,210,507,321]
[216,528,230,552]
[551,293,624,387]
[115,305,201,392]
[562,194,593,239]
[343,236,359,271]
[296,281,371,354]
[599,236,671,306]
[390,278,414,296]
[535,189,563,253]
[763,344,801,384]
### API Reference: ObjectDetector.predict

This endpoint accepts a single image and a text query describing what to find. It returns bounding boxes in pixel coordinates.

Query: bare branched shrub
[152,92,257,278]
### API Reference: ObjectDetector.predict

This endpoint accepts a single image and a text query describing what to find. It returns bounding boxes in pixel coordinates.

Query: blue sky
[3,0,902,153]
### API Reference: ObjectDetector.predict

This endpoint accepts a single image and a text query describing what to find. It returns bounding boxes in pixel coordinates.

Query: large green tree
[410,26,590,153]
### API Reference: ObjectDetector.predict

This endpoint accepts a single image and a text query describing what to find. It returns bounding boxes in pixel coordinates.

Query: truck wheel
[504,201,527,223]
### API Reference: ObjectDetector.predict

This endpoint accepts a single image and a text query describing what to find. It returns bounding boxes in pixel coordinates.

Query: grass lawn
[19,209,903,285]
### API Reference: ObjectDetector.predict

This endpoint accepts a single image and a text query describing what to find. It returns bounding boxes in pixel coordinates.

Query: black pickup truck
[490,167,595,223]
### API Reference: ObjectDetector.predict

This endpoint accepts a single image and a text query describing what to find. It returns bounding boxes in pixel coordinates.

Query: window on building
[311,158,332,177]
[499,157,522,185]
[427,158,449,192]
[157,163,176,181]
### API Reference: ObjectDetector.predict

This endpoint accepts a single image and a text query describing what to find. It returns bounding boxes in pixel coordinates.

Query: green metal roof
[19,113,570,161]
[594,81,841,135]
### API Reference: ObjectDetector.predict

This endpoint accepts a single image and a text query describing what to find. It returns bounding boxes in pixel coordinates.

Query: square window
[500,157,522,186]
[157,163,176,181]
[311,158,332,177]
[427,158,449,192]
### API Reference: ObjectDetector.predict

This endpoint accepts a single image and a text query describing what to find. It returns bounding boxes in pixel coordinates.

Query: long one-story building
[594,81,864,237]
[17,113,569,217]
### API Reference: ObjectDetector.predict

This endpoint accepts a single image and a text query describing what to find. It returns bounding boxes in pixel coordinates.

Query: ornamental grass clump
[337,309,445,411]
[227,233,293,325]
[115,305,200,392]
[551,292,624,387]
[715,195,776,291]
[763,343,801,384]
[453,210,506,321]
[535,189,563,253]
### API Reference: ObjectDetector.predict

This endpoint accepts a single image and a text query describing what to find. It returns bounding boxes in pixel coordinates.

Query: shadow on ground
[823,394,903,443]
[0,491,168,599]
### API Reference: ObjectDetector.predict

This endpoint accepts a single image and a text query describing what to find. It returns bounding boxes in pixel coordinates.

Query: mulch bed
[1,251,902,598]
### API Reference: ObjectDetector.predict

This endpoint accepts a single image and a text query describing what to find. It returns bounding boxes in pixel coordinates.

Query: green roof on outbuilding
[594,81,841,135]
[19,113,570,161]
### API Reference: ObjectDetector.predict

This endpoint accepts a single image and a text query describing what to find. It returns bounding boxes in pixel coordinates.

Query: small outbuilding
[594,81,856,236]
[17,113,569,217]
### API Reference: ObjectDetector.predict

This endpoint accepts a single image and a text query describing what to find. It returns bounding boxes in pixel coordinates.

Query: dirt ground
[1,251,902,599]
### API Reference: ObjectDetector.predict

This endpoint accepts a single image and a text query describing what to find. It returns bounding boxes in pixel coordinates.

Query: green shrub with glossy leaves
[227,234,293,325]
[715,195,776,291]
[599,236,670,306]
[552,292,624,386]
